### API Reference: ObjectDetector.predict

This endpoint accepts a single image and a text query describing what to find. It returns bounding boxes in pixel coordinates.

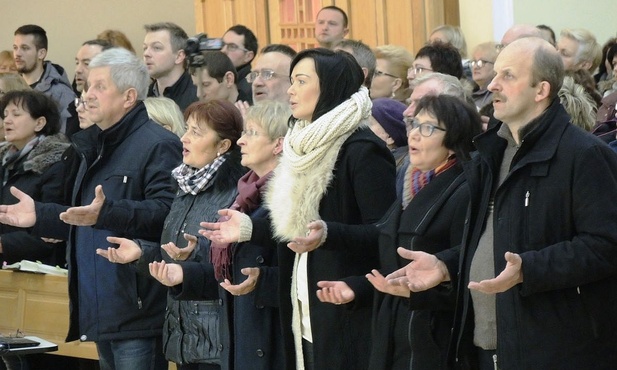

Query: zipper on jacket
[137,297,143,309]
[524,191,530,207]
[493,353,498,370]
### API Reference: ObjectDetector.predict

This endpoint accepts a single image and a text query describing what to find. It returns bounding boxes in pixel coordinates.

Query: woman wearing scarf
[0,90,69,266]
[318,95,482,370]
[200,48,397,370]
[97,99,245,370]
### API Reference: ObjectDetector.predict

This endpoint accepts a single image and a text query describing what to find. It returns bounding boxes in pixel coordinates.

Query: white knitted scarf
[265,86,372,241]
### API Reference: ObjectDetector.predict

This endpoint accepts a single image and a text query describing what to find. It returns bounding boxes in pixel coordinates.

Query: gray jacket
[34,61,76,133]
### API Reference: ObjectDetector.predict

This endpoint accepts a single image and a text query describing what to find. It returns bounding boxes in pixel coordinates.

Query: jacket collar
[148,70,193,97]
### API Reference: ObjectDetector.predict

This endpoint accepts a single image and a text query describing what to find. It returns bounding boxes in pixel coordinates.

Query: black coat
[148,70,198,112]
[367,165,468,370]
[442,100,617,370]
[250,128,396,370]
[0,134,70,266]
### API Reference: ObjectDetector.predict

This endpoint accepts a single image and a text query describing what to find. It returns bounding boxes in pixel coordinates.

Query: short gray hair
[89,48,149,100]
[560,28,602,71]
[411,72,468,102]
[244,100,290,141]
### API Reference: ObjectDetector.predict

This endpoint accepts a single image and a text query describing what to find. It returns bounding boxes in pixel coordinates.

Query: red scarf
[210,170,272,281]
[402,156,457,209]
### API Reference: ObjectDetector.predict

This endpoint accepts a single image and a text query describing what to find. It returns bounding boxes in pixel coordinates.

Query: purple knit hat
[371,98,408,147]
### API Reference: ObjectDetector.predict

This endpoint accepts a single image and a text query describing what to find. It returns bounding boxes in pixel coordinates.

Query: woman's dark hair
[607,44,617,71]
[289,48,364,122]
[184,99,242,150]
[595,38,617,82]
[0,90,60,136]
[415,42,463,79]
[413,94,482,161]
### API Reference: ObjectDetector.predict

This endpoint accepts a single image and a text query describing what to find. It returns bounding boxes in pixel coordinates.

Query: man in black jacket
[388,37,617,370]
[221,25,257,104]
[0,48,181,370]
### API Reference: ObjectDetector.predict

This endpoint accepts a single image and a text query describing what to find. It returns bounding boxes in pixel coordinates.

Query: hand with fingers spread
[0,187,36,228]
[386,248,450,292]
[468,252,523,294]
[366,269,410,298]
[60,185,106,226]
[220,267,260,296]
[234,101,250,119]
[316,280,355,305]
[161,233,198,261]
[199,209,242,243]
[287,220,325,254]
[149,260,184,287]
[96,236,143,264]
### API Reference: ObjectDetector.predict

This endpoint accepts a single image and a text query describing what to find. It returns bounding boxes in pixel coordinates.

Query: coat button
[80,335,87,341]
[256,349,264,357]
[256,255,264,264]
[218,344,224,351]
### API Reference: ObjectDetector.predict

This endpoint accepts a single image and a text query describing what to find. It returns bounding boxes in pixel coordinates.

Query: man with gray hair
[557,28,602,72]
[334,39,376,88]
[144,22,197,111]
[0,47,181,370]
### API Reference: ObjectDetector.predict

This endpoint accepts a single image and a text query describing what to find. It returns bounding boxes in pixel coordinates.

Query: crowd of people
[0,5,616,370]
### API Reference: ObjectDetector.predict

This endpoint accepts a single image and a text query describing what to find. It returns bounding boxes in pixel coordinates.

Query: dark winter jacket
[138,148,246,367]
[442,100,617,370]
[236,63,253,105]
[0,134,70,266]
[32,102,182,343]
[148,71,198,112]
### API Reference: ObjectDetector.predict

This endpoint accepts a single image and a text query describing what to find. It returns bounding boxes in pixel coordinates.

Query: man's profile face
[315,9,348,47]
[75,44,104,92]
[143,30,182,79]
[192,68,229,102]
[13,34,43,75]
[556,36,581,71]
[85,66,129,130]
[251,52,292,103]
[221,31,252,68]
[403,78,442,117]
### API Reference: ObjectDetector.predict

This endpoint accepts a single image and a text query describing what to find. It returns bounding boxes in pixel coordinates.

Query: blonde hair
[0,50,16,72]
[0,73,30,91]
[560,28,602,72]
[144,97,186,137]
[96,29,135,54]
[558,76,596,132]
[373,45,414,100]
[244,100,291,141]
[430,25,468,59]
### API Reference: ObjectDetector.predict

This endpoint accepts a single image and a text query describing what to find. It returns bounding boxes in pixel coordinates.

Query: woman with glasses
[407,42,464,87]
[470,42,497,110]
[200,48,397,370]
[317,94,482,370]
[370,45,414,103]
[96,99,246,370]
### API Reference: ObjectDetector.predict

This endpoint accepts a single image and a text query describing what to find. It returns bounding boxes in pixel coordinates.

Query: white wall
[0,0,196,80]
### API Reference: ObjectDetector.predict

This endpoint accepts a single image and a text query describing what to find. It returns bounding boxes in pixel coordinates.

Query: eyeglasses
[471,59,494,69]
[495,44,506,53]
[374,69,398,79]
[222,42,248,53]
[241,129,262,138]
[75,97,87,110]
[0,89,5,96]
[404,117,446,137]
[246,69,288,83]
[408,66,433,76]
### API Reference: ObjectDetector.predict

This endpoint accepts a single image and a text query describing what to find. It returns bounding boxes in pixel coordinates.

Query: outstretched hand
[60,185,106,226]
[366,269,410,298]
[149,260,184,287]
[161,233,198,261]
[287,220,325,254]
[199,209,242,243]
[0,187,36,228]
[220,267,260,296]
[96,236,142,264]
[316,280,355,305]
[386,248,450,292]
[468,252,523,294]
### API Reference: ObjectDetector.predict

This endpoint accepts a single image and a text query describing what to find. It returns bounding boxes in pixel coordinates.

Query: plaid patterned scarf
[171,154,227,195]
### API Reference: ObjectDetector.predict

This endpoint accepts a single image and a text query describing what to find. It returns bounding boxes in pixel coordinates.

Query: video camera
[184,33,224,67]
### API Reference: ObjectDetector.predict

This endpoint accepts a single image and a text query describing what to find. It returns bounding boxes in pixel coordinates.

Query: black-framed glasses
[246,69,288,83]
[408,66,433,76]
[222,42,248,53]
[75,97,87,110]
[374,69,398,79]
[404,117,446,137]
[495,43,506,53]
[471,59,494,69]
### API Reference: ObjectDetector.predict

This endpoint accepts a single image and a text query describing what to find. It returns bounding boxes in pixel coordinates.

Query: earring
[391,91,396,98]
[216,152,220,157]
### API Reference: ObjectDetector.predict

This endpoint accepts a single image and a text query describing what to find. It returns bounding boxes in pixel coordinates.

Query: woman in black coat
[317,95,482,370]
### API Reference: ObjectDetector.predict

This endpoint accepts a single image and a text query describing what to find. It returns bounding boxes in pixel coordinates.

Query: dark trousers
[477,347,498,370]
[302,339,314,370]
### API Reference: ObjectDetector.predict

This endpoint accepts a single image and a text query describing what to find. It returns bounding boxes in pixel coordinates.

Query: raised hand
[386,248,450,292]
[199,209,243,243]
[96,236,142,264]
[220,267,260,296]
[0,187,36,228]
[316,280,355,305]
[287,220,325,254]
[161,233,198,261]
[149,260,184,287]
[366,269,410,298]
[468,252,523,294]
[60,185,106,226]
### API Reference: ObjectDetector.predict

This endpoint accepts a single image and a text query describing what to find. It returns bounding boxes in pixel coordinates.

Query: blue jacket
[34,102,182,342]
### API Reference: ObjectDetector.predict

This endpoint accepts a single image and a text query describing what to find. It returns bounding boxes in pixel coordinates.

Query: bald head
[501,24,545,47]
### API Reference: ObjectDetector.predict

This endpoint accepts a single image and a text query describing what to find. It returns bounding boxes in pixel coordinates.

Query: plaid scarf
[402,156,457,209]
[171,154,227,195]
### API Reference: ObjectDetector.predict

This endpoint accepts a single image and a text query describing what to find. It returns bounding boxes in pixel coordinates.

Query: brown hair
[96,29,135,54]
[184,100,243,150]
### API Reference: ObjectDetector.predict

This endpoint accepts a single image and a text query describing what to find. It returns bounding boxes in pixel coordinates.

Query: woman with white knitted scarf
[200,48,396,370]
